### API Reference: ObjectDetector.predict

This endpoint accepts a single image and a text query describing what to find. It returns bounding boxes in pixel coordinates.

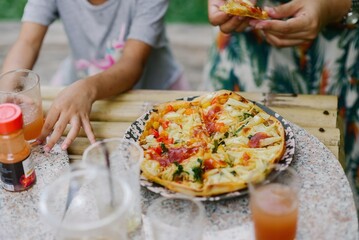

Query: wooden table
[41,86,344,166]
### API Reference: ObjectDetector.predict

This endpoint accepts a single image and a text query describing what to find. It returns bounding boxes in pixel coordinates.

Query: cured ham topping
[203,105,223,135]
[148,146,199,167]
[248,132,270,148]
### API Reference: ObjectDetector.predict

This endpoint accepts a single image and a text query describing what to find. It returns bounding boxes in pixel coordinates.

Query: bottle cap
[0,103,23,134]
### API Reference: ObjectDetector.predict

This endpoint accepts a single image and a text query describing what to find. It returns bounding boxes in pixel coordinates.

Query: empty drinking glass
[146,197,206,240]
[39,166,132,240]
[83,138,144,232]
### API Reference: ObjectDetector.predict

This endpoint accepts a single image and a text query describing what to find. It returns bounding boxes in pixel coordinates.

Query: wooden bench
[41,86,344,167]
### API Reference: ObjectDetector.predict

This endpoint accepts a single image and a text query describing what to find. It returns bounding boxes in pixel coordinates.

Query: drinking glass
[0,69,43,142]
[146,197,206,240]
[248,164,300,240]
[83,138,144,232]
[39,166,132,240]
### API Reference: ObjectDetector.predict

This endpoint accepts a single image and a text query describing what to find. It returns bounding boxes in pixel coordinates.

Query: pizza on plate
[219,0,269,20]
[139,90,286,197]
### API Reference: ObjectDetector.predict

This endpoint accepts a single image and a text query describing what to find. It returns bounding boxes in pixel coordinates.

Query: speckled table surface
[1,122,358,240]
[0,141,69,240]
[139,122,359,240]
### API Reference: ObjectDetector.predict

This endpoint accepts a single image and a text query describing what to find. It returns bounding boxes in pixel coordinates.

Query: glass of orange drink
[248,164,300,240]
[0,69,43,143]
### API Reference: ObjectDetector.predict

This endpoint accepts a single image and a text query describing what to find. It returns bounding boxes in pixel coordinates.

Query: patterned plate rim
[124,96,296,201]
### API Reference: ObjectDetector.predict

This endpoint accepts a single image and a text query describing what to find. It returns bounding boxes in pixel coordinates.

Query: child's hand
[37,79,96,152]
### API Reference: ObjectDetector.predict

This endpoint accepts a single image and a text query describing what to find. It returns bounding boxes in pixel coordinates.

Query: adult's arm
[2,22,48,73]
[37,39,152,152]
[249,0,352,47]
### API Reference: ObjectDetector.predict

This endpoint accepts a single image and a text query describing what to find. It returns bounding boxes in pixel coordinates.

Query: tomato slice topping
[204,158,227,170]
[148,146,162,156]
[157,135,173,145]
[160,119,170,129]
[149,128,159,138]
[165,104,174,114]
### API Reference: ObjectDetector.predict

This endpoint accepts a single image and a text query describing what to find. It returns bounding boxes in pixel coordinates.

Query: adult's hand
[249,0,351,47]
[208,0,255,33]
[37,79,96,152]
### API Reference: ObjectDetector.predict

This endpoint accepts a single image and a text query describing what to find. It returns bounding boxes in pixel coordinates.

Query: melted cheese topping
[140,91,286,196]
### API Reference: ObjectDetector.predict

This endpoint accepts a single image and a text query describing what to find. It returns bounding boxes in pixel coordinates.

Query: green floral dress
[203,0,359,206]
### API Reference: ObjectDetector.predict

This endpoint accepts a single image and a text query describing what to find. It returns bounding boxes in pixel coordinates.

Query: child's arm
[2,22,48,73]
[88,39,152,101]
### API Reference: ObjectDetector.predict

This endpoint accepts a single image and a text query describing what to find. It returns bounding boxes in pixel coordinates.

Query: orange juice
[23,109,43,141]
[21,104,44,141]
[250,183,298,240]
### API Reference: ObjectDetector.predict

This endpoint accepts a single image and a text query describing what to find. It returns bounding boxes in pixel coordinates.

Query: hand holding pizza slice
[219,0,269,20]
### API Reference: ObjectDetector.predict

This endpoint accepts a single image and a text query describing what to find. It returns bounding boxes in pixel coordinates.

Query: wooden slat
[42,100,146,122]
[272,107,337,128]
[337,115,346,168]
[68,155,83,161]
[42,100,337,128]
[67,137,340,162]
[40,86,341,162]
[63,121,339,148]
[67,137,91,156]
[305,128,340,147]
[65,126,340,161]
[41,86,338,110]
[63,121,130,139]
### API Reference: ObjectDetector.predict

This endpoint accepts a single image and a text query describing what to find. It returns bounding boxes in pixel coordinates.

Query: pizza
[139,90,286,197]
[219,0,269,20]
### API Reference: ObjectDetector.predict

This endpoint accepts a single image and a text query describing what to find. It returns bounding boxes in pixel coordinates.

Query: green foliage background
[0,0,208,23]
[166,0,208,23]
[0,0,27,20]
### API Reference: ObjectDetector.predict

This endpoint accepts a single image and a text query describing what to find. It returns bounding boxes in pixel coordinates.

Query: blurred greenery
[166,0,208,23]
[0,0,27,20]
[0,0,208,23]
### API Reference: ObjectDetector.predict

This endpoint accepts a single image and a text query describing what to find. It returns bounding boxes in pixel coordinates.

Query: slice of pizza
[141,145,207,196]
[219,0,269,20]
[139,100,209,152]
[139,100,209,195]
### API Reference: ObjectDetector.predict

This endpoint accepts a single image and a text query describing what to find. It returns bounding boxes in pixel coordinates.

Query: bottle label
[0,154,36,192]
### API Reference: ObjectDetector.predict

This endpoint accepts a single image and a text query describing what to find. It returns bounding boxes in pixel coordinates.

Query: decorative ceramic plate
[124,96,295,201]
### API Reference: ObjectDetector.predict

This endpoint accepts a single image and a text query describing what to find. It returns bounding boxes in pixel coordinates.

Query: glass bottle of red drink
[0,103,36,191]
